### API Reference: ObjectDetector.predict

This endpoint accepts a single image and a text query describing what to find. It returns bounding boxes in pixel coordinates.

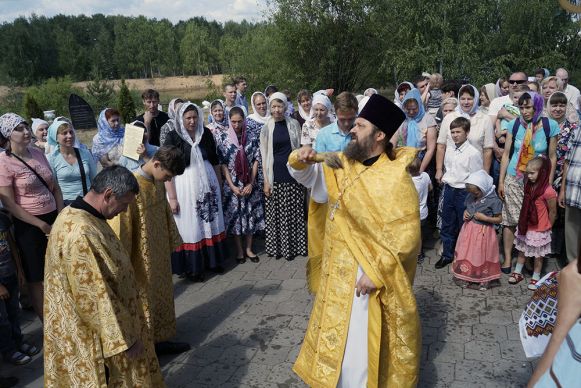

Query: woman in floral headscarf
[159,98,184,146]
[164,102,226,282]
[91,108,124,168]
[206,99,229,137]
[499,92,559,274]
[0,113,64,320]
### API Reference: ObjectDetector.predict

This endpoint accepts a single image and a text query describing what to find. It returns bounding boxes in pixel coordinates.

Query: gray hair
[91,166,139,197]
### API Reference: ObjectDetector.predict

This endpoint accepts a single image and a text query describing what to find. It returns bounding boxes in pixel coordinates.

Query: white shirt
[437,111,495,154]
[412,172,431,220]
[442,141,483,189]
[488,95,512,118]
[564,84,581,110]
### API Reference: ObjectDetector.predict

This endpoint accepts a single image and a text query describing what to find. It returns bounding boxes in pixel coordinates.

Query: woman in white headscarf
[246,91,270,140]
[259,92,307,260]
[31,118,48,151]
[164,102,226,282]
[300,94,335,148]
[159,97,183,146]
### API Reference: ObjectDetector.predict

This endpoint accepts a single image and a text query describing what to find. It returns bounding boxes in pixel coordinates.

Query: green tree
[22,92,44,121]
[117,79,136,124]
[25,76,80,117]
[86,75,116,112]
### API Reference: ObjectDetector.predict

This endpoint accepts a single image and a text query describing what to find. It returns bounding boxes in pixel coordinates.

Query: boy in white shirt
[435,117,483,269]
[408,157,432,263]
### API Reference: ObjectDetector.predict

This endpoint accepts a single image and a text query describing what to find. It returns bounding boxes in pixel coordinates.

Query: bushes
[25,76,82,118]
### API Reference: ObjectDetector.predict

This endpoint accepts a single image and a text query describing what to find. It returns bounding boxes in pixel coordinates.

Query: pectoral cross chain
[329,197,341,221]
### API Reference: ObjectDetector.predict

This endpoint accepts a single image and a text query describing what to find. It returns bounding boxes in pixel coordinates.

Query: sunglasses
[508,79,527,85]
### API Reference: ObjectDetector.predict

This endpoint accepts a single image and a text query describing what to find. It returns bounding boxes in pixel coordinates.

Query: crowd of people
[0,67,578,386]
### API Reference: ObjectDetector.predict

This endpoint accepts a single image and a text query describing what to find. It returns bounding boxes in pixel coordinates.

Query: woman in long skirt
[259,92,307,260]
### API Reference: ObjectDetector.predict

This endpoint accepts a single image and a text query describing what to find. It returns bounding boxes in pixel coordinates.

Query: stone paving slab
[1,236,560,387]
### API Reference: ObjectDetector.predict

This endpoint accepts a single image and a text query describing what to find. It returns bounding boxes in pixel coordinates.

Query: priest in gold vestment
[109,146,188,354]
[44,166,164,387]
[288,94,422,388]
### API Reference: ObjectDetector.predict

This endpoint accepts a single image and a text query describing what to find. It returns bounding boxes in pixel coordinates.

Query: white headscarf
[364,88,378,97]
[176,102,210,200]
[269,92,289,112]
[308,94,335,123]
[455,84,480,118]
[31,118,48,134]
[248,92,270,125]
[358,96,370,113]
[465,170,495,198]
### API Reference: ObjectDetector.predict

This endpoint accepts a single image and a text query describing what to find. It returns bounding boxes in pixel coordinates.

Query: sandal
[479,282,490,291]
[508,272,524,285]
[527,279,538,291]
[19,343,40,356]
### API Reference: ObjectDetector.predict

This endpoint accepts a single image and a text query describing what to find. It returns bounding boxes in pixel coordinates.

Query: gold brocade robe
[44,206,165,388]
[290,148,422,388]
[109,173,182,343]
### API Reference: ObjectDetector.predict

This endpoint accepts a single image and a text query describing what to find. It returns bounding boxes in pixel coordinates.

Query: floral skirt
[452,221,501,282]
[515,229,552,257]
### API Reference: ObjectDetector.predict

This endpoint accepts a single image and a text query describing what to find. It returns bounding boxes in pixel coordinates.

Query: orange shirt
[529,186,557,232]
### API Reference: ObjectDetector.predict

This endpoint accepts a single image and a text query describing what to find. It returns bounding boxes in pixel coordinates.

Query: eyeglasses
[508,79,527,85]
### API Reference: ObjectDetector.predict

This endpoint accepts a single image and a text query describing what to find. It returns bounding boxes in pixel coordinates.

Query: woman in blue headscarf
[91,108,125,167]
[390,88,437,172]
[46,119,96,205]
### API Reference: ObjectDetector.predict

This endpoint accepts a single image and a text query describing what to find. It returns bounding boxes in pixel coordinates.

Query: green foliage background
[0,0,579,114]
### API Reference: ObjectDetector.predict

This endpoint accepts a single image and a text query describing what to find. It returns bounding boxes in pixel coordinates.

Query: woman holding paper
[91,108,125,167]
[47,119,96,205]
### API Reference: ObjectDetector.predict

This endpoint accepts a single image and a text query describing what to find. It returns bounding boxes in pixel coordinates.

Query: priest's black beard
[344,132,375,163]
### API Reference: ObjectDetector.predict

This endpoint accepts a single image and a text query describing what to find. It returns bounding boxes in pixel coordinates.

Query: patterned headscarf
[0,113,26,138]
[92,108,125,161]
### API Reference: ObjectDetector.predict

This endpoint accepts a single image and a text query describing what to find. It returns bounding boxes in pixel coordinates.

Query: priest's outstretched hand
[296,146,317,164]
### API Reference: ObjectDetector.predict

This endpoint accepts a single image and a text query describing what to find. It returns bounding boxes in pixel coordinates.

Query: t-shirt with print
[412,172,431,220]
[506,118,560,177]
[529,186,557,232]
[0,147,56,215]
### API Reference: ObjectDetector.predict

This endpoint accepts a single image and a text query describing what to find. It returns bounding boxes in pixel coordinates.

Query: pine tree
[86,76,115,112]
[117,79,136,124]
[22,93,44,121]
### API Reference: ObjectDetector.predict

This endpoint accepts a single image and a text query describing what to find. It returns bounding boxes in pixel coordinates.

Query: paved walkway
[1,236,558,387]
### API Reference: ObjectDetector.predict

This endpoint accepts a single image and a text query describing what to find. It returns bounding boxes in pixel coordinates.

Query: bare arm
[548,136,557,185]
[498,132,513,201]
[52,181,64,212]
[420,126,436,173]
[558,160,569,208]
[474,212,502,224]
[164,179,179,214]
[483,148,493,173]
[0,186,52,234]
[547,197,557,226]
[435,143,446,184]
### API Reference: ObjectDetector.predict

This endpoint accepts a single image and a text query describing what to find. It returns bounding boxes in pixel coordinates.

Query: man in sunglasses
[488,71,528,125]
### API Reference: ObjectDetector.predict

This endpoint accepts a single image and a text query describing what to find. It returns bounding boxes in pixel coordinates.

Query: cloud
[0,0,267,24]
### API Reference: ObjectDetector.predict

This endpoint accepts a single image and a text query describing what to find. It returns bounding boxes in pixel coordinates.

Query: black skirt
[13,210,58,282]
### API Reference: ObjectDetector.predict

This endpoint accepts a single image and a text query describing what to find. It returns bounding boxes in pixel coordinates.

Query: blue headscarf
[46,118,82,155]
[401,88,426,148]
[92,108,125,161]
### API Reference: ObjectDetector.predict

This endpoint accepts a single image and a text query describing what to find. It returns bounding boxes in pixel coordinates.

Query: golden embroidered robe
[109,173,182,343]
[289,148,422,388]
[44,206,165,388]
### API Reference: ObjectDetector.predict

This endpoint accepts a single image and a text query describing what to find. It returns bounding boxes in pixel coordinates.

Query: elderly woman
[292,89,312,128]
[0,113,64,320]
[300,94,335,148]
[391,88,437,172]
[31,118,48,151]
[207,99,229,137]
[246,92,270,140]
[547,92,579,256]
[216,107,264,264]
[92,108,124,168]
[437,84,495,181]
[47,119,96,205]
[159,98,183,146]
[499,92,559,275]
[260,92,307,260]
[164,102,226,282]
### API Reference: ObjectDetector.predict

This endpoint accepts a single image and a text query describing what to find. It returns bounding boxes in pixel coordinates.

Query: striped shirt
[565,127,581,208]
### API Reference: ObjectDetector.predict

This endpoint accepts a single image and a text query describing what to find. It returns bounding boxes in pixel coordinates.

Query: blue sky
[0,0,267,23]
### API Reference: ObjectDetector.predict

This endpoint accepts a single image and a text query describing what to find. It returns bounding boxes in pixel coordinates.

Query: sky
[0,0,268,24]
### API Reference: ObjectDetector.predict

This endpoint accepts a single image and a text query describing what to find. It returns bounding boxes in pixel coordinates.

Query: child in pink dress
[509,155,557,290]
[452,170,503,290]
